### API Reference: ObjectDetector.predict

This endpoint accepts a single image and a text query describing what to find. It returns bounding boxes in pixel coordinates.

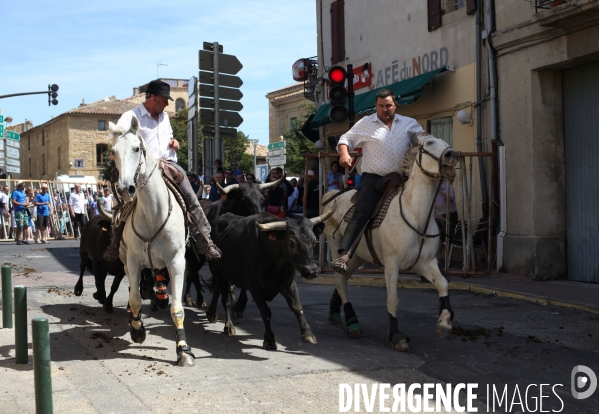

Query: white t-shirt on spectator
[102,195,114,212]
[0,192,9,215]
[69,191,87,214]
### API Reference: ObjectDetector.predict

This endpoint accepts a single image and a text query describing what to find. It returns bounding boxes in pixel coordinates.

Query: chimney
[79,99,87,107]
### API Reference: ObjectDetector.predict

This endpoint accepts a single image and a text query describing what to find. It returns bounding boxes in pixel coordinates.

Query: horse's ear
[130,116,139,135]
[416,132,432,146]
[108,122,118,134]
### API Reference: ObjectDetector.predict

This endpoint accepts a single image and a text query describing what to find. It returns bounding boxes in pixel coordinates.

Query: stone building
[266,83,313,143]
[19,79,189,181]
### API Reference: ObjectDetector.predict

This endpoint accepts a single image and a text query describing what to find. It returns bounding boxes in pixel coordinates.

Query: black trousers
[339,172,383,253]
[72,213,86,238]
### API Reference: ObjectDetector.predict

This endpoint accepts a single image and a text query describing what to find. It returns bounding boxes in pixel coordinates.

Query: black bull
[207,209,333,350]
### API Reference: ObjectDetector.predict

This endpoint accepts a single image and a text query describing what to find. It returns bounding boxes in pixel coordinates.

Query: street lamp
[249,139,259,177]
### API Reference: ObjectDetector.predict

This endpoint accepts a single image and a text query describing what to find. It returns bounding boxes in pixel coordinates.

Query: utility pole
[250,139,259,176]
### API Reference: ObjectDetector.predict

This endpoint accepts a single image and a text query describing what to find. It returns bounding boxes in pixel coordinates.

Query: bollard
[14,285,28,364]
[32,318,53,414]
[2,265,13,329]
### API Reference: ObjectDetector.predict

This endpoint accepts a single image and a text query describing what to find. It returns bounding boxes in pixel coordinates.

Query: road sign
[0,152,3,158]
[188,76,197,97]
[199,97,243,112]
[74,158,84,168]
[268,148,286,157]
[0,160,4,167]
[6,139,19,148]
[0,115,3,122]
[199,85,243,101]
[199,71,243,88]
[6,166,20,174]
[199,109,243,128]
[6,130,20,141]
[201,126,237,138]
[203,42,223,53]
[199,50,243,75]
[188,92,196,108]
[268,141,286,150]
[188,106,197,121]
[0,125,3,138]
[268,155,286,166]
[6,147,19,159]
[0,140,3,150]
[7,158,19,167]
[256,165,269,182]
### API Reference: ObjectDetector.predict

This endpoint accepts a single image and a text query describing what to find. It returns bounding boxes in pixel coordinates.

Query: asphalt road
[0,240,598,413]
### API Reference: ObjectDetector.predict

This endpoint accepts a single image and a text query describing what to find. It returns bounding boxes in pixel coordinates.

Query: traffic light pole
[347,64,355,129]
[0,91,49,99]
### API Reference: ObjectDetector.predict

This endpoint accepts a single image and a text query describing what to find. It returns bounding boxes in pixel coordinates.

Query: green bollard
[2,265,12,329]
[32,318,53,414]
[14,285,28,364]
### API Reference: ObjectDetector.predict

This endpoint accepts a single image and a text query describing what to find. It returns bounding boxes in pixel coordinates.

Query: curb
[303,274,599,315]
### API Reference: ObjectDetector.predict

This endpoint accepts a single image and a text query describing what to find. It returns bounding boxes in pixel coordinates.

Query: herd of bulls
[74,175,334,351]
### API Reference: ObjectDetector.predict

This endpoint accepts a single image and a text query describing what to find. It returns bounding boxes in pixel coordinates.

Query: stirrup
[332,253,350,275]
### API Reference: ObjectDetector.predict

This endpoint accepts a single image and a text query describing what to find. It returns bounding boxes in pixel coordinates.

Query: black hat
[146,80,173,101]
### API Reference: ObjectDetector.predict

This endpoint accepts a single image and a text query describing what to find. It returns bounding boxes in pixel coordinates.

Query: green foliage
[171,107,202,172]
[99,148,116,183]
[283,104,317,175]
[224,130,254,173]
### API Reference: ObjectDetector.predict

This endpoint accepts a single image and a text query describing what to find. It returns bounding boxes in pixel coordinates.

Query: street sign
[74,159,84,168]
[201,126,237,138]
[6,130,20,141]
[256,165,269,182]
[203,42,223,53]
[199,109,243,128]
[268,148,286,157]
[268,141,286,150]
[268,155,286,166]
[6,139,19,148]
[0,125,3,138]
[0,152,3,158]
[0,160,4,167]
[199,85,243,101]
[0,140,3,150]
[7,158,19,167]
[199,71,243,88]
[188,92,196,108]
[188,105,197,121]
[0,115,3,122]
[6,147,19,159]
[199,97,243,112]
[188,76,197,97]
[6,166,20,174]
[199,50,243,74]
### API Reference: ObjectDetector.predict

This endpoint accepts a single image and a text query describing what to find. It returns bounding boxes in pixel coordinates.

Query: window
[29,158,32,178]
[330,0,345,64]
[42,130,45,146]
[98,120,106,131]
[428,0,442,31]
[96,144,108,168]
[28,136,30,151]
[428,117,453,146]
[57,147,61,170]
[175,98,186,112]
[42,154,46,175]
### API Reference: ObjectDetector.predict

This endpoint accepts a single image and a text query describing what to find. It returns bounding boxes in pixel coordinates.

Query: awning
[309,66,448,129]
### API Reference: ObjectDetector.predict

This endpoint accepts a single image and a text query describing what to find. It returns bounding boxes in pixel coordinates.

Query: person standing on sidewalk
[11,181,29,245]
[0,185,10,239]
[68,184,87,240]
[332,89,428,274]
[34,183,52,244]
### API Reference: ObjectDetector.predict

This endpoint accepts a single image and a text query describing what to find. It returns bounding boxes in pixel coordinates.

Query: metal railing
[534,0,567,13]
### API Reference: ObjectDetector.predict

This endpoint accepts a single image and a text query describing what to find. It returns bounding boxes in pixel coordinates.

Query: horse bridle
[132,133,158,193]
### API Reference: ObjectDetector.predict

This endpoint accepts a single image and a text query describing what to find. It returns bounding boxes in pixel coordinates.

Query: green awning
[310,66,447,129]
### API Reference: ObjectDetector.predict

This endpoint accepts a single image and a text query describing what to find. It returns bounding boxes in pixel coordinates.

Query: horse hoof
[130,326,146,344]
[74,285,83,296]
[437,325,452,339]
[103,304,114,314]
[329,312,342,324]
[207,312,218,323]
[200,301,208,308]
[224,326,236,335]
[263,341,278,351]
[301,334,317,344]
[347,323,362,338]
[177,353,196,367]
[92,292,105,304]
[393,339,410,352]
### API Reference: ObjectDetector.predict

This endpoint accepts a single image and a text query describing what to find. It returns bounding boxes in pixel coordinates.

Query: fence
[0,178,108,241]
[304,151,496,276]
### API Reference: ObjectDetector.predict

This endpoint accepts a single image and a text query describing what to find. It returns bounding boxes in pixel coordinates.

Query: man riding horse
[332,88,429,274]
[103,80,221,261]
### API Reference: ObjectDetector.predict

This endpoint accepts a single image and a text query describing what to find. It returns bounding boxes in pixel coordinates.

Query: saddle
[159,159,185,185]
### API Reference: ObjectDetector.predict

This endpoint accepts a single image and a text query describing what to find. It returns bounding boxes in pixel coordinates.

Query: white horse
[323,135,459,351]
[109,117,194,367]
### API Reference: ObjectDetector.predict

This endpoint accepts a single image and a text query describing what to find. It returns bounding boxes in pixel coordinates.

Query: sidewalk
[304,270,599,314]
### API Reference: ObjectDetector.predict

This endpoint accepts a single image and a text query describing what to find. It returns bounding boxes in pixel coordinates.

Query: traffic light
[328,66,348,123]
[48,84,59,106]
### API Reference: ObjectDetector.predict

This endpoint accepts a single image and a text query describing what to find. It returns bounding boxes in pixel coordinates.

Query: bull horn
[258,173,286,191]
[309,200,337,226]
[98,200,113,220]
[216,182,239,195]
[256,220,287,232]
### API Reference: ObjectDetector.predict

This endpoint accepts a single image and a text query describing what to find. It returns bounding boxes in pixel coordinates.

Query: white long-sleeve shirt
[337,113,424,176]
[117,104,177,162]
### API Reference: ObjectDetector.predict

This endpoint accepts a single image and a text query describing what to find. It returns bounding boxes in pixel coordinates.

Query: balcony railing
[535,0,566,13]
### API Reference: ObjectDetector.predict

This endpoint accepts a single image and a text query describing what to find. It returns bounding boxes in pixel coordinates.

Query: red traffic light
[328,66,346,83]
[347,177,354,186]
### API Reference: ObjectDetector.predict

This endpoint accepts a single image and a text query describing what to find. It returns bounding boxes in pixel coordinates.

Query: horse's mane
[399,145,419,178]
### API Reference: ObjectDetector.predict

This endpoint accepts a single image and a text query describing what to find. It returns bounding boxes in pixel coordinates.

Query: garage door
[563,60,599,283]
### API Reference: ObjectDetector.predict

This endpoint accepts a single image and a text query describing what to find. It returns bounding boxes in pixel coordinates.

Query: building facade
[266,83,313,143]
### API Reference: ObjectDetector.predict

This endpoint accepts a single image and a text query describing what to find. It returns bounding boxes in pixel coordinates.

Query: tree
[224,130,254,173]
[283,103,317,175]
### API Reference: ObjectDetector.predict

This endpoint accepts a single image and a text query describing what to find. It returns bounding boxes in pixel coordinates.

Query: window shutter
[330,0,345,63]
[467,0,477,15]
[427,0,442,32]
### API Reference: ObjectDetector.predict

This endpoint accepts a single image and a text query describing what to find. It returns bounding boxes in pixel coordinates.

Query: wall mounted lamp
[456,109,473,126]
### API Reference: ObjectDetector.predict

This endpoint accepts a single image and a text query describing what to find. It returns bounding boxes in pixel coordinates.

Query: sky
[0,0,317,146]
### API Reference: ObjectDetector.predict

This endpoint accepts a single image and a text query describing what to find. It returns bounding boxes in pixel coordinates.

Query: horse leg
[232,288,247,319]
[168,257,195,367]
[103,272,125,313]
[384,261,409,352]
[334,256,365,337]
[126,261,146,344]
[420,262,453,339]
[280,281,316,344]
[251,291,277,350]
[92,263,107,305]
[328,289,342,324]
